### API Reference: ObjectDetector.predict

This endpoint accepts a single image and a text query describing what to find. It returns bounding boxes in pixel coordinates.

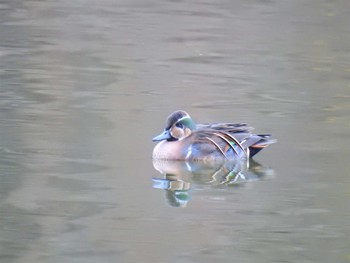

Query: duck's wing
[189,129,248,159]
[193,128,276,159]
[197,122,253,133]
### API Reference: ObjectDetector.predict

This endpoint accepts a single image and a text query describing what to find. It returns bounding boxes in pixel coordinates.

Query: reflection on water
[152,159,273,207]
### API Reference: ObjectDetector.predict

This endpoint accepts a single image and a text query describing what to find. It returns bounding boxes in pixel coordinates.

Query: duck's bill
[152,130,172,141]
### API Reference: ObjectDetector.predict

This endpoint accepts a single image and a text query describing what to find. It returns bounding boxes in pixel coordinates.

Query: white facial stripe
[177,115,190,123]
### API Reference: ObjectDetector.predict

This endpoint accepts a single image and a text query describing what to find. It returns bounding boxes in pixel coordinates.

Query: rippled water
[0,0,349,262]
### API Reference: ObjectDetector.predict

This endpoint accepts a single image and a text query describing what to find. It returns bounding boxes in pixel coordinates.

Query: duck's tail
[248,134,276,158]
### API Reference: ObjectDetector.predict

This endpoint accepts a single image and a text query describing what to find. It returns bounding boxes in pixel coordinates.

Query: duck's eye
[175,122,184,128]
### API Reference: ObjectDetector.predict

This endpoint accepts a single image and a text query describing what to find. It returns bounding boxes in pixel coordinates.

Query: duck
[152,110,275,162]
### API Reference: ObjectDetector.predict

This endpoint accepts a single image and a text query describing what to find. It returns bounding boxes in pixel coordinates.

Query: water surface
[0,0,349,262]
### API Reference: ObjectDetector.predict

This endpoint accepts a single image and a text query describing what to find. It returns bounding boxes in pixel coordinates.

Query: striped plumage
[152,110,275,161]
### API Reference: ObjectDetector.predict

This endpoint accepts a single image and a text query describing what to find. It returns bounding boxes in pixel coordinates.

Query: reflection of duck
[152,110,276,162]
[152,159,274,207]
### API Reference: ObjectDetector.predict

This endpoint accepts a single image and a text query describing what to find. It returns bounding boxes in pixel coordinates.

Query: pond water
[0,0,349,262]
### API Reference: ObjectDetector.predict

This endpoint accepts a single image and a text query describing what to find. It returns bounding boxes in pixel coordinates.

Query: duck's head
[152,110,196,142]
